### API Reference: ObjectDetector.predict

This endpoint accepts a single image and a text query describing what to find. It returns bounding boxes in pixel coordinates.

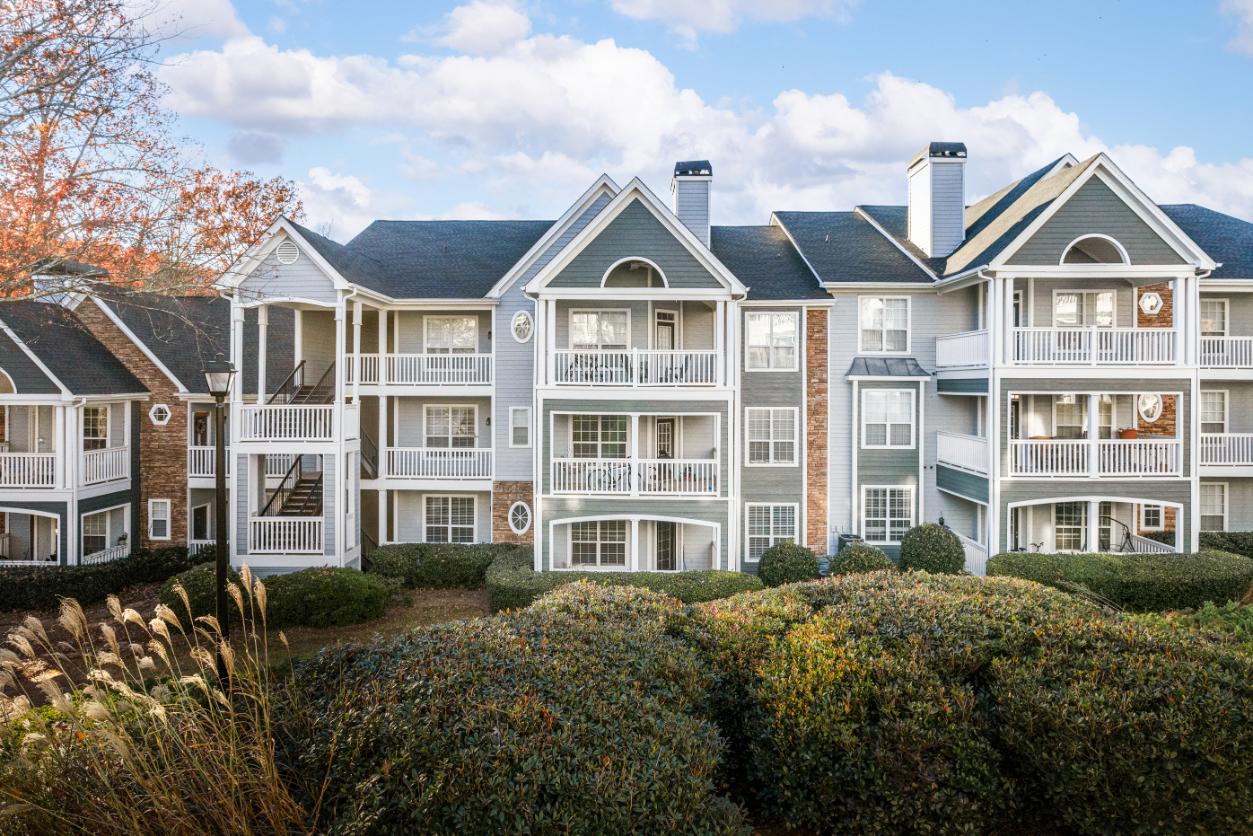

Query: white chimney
[907,142,967,257]
[671,160,712,247]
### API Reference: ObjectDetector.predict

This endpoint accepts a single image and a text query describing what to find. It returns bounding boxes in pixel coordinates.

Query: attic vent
[276,241,299,265]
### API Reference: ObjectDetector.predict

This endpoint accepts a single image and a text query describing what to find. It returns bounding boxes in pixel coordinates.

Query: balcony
[1200,433,1253,467]
[935,331,989,369]
[1200,337,1253,369]
[82,446,129,485]
[82,544,129,565]
[385,447,493,479]
[553,350,719,387]
[1011,327,1175,366]
[347,353,492,386]
[0,453,56,488]
[1009,439,1182,478]
[188,446,229,478]
[248,517,323,554]
[935,431,989,475]
[551,458,719,495]
[240,405,335,442]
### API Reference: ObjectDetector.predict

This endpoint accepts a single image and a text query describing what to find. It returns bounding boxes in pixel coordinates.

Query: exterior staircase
[278,474,323,515]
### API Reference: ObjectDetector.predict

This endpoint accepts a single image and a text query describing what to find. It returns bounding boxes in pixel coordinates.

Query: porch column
[1169,278,1180,365]
[378,309,388,384]
[1086,499,1101,553]
[1000,277,1015,365]
[1087,393,1100,478]
[630,414,640,495]
[352,300,363,402]
[630,518,640,571]
[256,305,268,402]
[54,405,66,489]
[333,303,346,405]
[378,488,388,545]
[714,300,725,385]
[378,395,388,479]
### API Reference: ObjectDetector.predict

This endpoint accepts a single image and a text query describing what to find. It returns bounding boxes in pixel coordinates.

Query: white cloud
[610,0,858,39]
[438,1,532,54]
[1223,0,1253,54]
[133,0,247,41]
[298,166,414,239]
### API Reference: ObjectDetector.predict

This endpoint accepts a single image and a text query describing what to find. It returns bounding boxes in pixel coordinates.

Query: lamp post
[202,354,236,684]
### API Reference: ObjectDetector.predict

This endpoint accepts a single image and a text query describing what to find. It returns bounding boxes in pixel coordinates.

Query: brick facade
[805,308,829,553]
[1136,393,1177,439]
[492,480,534,544]
[1136,282,1173,329]
[74,301,188,549]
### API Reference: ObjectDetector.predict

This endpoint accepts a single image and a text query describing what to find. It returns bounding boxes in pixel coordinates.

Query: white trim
[857,295,912,355]
[1199,297,1229,336]
[219,219,354,293]
[860,485,915,545]
[1199,389,1228,434]
[0,317,72,397]
[1050,287,1118,327]
[190,502,212,541]
[1199,481,1229,532]
[744,406,799,466]
[87,297,190,393]
[567,307,631,350]
[1139,503,1164,532]
[507,500,532,535]
[422,403,479,448]
[510,310,534,343]
[80,502,130,558]
[147,498,172,540]
[422,493,478,544]
[422,314,478,354]
[509,406,531,448]
[860,388,916,450]
[601,256,668,288]
[148,403,172,426]
[1059,233,1130,265]
[743,502,800,564]
[744,310,800,372]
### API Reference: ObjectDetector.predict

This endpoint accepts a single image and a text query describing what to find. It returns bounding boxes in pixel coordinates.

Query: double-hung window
[509,406,531,447]
[746,407,796,464]
[745,312,797,370]
[1054,290,1115,327]
[148,499,171,540]
[1200,299,1228,337]
[746,504,796,562]
[425,405,476,448]
[425,496,475,543]
[82,511,108,556]
[570,520,627,568]
[1053,395,1113,440]
[83,406,108,451]
[1201,391,1227,434]
[1054,502,1086,552]
[862,487,913,544]
[571,415,628,458]
[570,310,629,350]
[861,389,915,448]
[1200,484,1227,532]
[859,297,909,353]
[425,316,477,354]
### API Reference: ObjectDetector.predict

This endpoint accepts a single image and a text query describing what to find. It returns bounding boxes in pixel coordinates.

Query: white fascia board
[767,213,827,288]
[0,317,71,396]
[821,282,936,292]
[218,217,354,294]
[851,207,939,281]
[87,297,188,393]
[376,299,500,309]
[740,298,835,307]
[1200,279,1253,290]
[524,177,748,297]
[488,174,621,299]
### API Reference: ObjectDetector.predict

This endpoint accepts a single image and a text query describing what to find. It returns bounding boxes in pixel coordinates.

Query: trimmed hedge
[757,541,820,587]
[1199,531,1253,560]
[1133,601,1253,654]
[986,549,1253,611]
[898,523,966,574]
[282,583,748,834]
[160,563,391,629]
[827,542,895,575]
[484,549,762,612]
[367,542,527,589]
[0,546,212,613]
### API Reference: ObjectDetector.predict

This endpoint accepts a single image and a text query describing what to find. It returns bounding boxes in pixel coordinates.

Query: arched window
[508,501,532,535]
[511,310,533,343]
[1061,235,1129,265]
[601,257,668,288]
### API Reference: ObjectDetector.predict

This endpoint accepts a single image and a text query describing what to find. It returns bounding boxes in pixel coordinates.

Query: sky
[146,0,1253,240]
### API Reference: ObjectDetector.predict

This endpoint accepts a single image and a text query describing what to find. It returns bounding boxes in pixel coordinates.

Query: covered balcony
[548,412,720,496]
[1007,499,1180,554]
[550,517,720,572]
[246,454,325,555]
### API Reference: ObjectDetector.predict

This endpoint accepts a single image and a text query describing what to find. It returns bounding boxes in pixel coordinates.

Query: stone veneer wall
[1136,282,1174,329]
[74,301,188,548]
[492,480,534,544]
[805,308,828,552]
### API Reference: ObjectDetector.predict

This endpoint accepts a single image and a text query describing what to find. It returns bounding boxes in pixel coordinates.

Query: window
[746,312,798,370]
[424,316,477,354]
[859,297,909,353]
[148,404,171,426]
[508,501,531,535]
[82,511,108,556]
[1053,395,1113,440]
[570,310,629,350]
[1055,502,1086,552]
[1200,484,1227,532]
[1054,290,1115,327]
[147,499,171,540]
[191,504,211,541]
[1138,292,1163,317]
[1200,299,1228,337]
[1140,504,1163,532]
[861,389,915,448]
[1201,391,1227,434]
[83,406,108,451]
[1137,393,1163,424]
[509,406,531,448]
[862,487,913,544]
[746,408,796,465]
[746,504,796,562]
[570,520,627,567]
[425,405,476,448]
[511,310,533,343]
[571,415,628,458]
[425,496,475,543]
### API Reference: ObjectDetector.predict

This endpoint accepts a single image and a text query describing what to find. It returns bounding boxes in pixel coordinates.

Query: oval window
[1137,393,1163,423]
[511,310,533,343]
[508,501,531,535]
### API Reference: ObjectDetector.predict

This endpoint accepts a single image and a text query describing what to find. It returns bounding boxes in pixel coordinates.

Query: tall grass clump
[0,565,310,835]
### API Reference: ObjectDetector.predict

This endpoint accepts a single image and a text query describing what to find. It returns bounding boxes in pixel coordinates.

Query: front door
[656,522,677,571]
[654,310,677,350]
[655,418,675,458]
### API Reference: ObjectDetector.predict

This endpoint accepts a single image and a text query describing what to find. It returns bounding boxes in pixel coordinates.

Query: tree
[0,0,302,297]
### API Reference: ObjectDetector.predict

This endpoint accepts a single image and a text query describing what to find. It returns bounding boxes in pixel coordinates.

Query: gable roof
[0,301,145,396]
[772,211,933,284]
[1160,205,1253,279]
[709,225,826,300]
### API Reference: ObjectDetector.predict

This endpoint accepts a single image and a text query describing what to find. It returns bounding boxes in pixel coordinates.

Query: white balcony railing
[552,457,718,495]
[1201,433,1253,466]
[935,330,989,368]
[1097,440,1182,477]
[249,517,323,554]
[0,453,56,488]
[1010,438,1182,477]
[553,349,719,386]
[1130,534,1176,554]
[385,447,493,479]
[189,539,215,556]
[82,544,129,565]
[956,533,988,575]
[82,446,129,485]
[347,353,493,386]
[188,446,230,478]
[1200,337,1253,368]
[636,459,718,495]
[239,405,334,442]
[1011,327,1175,365]
[1010,440,1090,477]
[553,458,632,493]
[935,431,989,475]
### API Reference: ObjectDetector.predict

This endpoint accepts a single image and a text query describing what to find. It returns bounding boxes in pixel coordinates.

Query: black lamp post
[202,353,236,684]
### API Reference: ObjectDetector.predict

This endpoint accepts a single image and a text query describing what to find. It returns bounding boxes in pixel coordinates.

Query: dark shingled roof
[1160,205,1253,279]
[846,357,930,378]
[772,212,933,284]
[94,291,294,395]
[709,225,825,300]
[674,160,712,176]
[287,218,554,299]
[0,301,145,395]
[909,142,967,167]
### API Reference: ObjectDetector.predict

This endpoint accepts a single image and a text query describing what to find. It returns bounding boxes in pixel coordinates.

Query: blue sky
[152,0,1253,238]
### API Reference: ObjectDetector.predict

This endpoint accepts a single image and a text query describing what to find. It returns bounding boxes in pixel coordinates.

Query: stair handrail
[294,472,324,515]
[267,361,306,405]
[259,455,304,517]
[303,361,336,403]
[361,430,379,477]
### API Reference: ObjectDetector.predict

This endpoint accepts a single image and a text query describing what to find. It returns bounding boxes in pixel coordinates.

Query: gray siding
[1008,178,1185,266]
[0,330,60,394]
[240,236,339,304]
[929,162,965,256]
[937,377,988,395]
[1027,278,1135,328]
[394,396,491,447]
[394,490,492,543]
[936,464,989,504]
[1202,382,1253,433]
[540,497,729,571]
[550,199,722,289]
[392,311,491,353]
[300,310,337,382]
[1213,478,1253,530]
[673,178,710,244]
[998,481,1194,553]
[1199,293,1253,338]
[0,501,69,564]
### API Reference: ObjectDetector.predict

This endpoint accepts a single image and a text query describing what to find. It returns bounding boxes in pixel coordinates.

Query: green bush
[898,523,966,574]
[1133,601,1253,654]
[1199,531,1253,560]
[484,550,762,612]
[160,563,391,629]
[986,549,1253,611]
[282,583,747,834]
[991,617,1253,834]
[827,542,895,575]
[367,542,525,589]
[0,546,211,613]
[756,541,820,587]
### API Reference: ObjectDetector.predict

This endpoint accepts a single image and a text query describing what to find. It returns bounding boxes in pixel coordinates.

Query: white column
[1087,393,1100,478]
[378,489,388,545]
[630,414,640,495]
[1001,277,1015,365]
[986,278,1000,367]
[53,405,66,489]
[1170,278,1180,365]
[714,300,726,385]
[256,305,268,402]
[378,394,388,479]
[333,302,346,405]
[352,300,363,402]
[378,309,388,384]
[545,299,557,385]
[630,518,640,572]
[1086,499,1101,553]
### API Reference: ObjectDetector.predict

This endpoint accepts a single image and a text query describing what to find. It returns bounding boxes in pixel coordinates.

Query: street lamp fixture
[201,353,236,685]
